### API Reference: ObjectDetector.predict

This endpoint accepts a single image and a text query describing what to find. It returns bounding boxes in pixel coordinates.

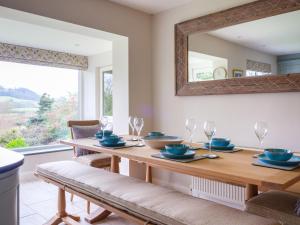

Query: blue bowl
[103,130,113,137]
[148,131,165,137]
[165,144,189,155]
[95,130,113,139]
[264,148,293,161]
[211,138,230,147]
[100,135,120,144]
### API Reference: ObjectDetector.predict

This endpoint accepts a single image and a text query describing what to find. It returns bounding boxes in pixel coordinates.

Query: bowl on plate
[148,131,165,137]
[95,130,113,139]
[100,134,121,145]
[165,144,189,155]
[143,136,183,149]
[211,138,230,147]
[264,148,293,161]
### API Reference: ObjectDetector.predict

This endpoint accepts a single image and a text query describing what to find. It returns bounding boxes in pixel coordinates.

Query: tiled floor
[20,179,135,225]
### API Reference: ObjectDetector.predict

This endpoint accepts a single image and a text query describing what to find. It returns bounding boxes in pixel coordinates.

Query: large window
[0,61,79,149]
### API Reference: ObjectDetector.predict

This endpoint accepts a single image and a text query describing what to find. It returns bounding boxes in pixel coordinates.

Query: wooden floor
[20,179,135,225]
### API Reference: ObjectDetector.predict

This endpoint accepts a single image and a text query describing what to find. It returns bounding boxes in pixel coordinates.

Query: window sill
[13,144,73,156]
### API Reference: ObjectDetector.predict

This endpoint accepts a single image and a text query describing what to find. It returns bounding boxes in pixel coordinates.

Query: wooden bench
[35,161,280,225]
[246,190,300,225]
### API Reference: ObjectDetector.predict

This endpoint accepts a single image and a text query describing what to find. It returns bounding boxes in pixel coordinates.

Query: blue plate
[204,143,235,150]
[258,153,300,166]
[160,149,195,159]
[100,141,126,147]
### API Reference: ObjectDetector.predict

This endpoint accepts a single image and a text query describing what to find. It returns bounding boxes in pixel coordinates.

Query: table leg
[111,155,120,173]
[146,165,152,183]
[246,184,258,200]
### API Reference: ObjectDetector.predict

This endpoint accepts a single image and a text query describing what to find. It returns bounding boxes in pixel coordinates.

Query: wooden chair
[68,120,112,214]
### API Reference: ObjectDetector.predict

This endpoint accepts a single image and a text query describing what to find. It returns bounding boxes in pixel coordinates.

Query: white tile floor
[20,179,135,225]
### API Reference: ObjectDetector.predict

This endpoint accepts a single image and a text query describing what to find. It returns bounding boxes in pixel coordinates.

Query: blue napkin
[295,199,300,216]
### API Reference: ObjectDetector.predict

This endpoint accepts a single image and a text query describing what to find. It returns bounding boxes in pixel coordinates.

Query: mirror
[188,10,300,82]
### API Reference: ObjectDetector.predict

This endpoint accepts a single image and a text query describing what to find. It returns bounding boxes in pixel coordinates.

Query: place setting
[151,143,206,163]
[251,122,300,170]
[93,117,144,149]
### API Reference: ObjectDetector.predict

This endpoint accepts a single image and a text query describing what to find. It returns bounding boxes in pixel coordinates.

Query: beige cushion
[246,190,300,225]
[75,153,111,168]
[36,161,279,225]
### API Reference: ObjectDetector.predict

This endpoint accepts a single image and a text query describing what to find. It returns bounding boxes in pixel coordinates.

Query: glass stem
[189,135,192,144]
[259,140,263,151]
[138,131,141,145]
[209,138,212,154]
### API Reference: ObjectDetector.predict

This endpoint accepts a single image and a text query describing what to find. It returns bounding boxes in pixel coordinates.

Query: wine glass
[134,117,144,146]
[203,121,217,158]
[106,122,113,133]
[254,121,268,150]
[100,116,109,136]
[128,116,135,136]
[185,118,197,144]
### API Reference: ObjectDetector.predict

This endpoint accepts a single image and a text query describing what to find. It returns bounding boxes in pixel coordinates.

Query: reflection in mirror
[188,10,300,82]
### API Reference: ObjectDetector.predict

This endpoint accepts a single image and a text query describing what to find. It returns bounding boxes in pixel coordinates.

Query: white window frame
[96,65,113,120]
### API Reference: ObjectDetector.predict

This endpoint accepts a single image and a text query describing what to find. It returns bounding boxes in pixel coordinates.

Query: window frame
[96,65,113,119]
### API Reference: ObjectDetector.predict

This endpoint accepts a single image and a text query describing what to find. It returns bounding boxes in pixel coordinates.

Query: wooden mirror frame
[175,0,300,96]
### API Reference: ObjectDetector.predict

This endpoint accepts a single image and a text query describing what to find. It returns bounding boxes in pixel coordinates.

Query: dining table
[61,137,300,201]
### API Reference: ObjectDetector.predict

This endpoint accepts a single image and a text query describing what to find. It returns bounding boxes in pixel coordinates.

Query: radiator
[191,177,246,210]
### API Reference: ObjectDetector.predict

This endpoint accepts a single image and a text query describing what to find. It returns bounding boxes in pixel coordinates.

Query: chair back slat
[67,120,100,128]
[67,120,100,156]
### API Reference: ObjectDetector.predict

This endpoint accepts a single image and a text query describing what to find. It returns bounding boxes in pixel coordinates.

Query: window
[246,59,272,77]
[101,67,113,118]
[188,51,228,81]
[0,61,79,150]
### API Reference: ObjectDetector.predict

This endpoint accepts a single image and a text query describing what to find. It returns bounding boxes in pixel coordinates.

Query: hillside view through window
[0,61,79,149]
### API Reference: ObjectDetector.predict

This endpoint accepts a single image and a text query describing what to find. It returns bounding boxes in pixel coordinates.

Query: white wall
[82,51,113,119]
[112,38,129,134]
[189,33,278,76]
[152,0,300,191]
[20,150,73,182]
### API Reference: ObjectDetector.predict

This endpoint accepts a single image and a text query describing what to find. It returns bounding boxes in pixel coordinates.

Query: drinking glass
[128,116,135,136]
[106,122,113,133]
[254,121,268,150]
[134,117,144,146]
[100,116,109,136]
[203,121,217,158]
[185,118,197,144]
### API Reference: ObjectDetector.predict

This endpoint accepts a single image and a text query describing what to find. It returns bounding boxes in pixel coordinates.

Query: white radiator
[191,177,246,210]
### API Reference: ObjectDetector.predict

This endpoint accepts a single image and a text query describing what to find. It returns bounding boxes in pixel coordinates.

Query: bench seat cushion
[36,161,279,225]
[75,153,111,168]
[246,190,300,225]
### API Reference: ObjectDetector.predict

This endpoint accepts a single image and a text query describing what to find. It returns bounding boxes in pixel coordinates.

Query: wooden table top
[61,138,300,190]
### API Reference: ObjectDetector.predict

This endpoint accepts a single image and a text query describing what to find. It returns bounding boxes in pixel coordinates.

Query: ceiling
[110,0,193,14]
[0,18,112,56]
[0,6,123,56]
[208,11,300,56]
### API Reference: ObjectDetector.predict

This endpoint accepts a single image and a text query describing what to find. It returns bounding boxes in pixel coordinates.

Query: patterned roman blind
[246,59,271,73]
[0,42,88,70]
